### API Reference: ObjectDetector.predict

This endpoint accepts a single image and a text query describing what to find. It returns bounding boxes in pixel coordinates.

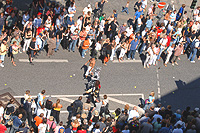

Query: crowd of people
[1,89,200,133]
[0,0,200,132]
[0,0,199,67]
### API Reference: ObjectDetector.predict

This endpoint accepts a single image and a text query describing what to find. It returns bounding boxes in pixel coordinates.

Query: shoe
[191,61,195,63]
[174,62,178,65]
[73,51,75,52]
[144,66,146,69]
[147,65,149,68]
[30,62,34,65]
[164,64,167,67]
[133,58,135,60]
[0,63,4,68]
[85,53,86,55]
[127,58,130,60]
[82,57,85,58]
[68,50,70,52]
[172,63,174,66]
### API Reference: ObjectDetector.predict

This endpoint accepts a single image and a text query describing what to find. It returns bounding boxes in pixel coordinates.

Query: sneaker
[174,62,178,65]
[30,62,34,65]
[127,58,130,60]
[82,57,85,58]
[0,63,4,67]
[191,61,195,63]
[172,63,174,66]
[133,58,135,60]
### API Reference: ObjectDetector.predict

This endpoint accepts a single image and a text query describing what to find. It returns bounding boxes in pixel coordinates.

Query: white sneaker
[191,61,195,63]
[127,58,130,60]
[0,64,4,68]
[133,58,135,60]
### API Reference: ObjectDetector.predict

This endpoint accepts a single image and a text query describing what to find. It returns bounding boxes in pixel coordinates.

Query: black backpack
[49,122,55,133]
[45,100,53,110]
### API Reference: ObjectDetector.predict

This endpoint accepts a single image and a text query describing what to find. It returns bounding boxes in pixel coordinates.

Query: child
[10,41,20,66]
[122,1,129,14]
[164,44,175,67]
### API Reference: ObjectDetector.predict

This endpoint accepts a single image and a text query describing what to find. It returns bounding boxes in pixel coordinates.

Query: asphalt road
[0,0,199,122]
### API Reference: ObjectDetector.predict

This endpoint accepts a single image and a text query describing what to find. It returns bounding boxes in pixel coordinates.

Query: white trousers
[23,39,31,51]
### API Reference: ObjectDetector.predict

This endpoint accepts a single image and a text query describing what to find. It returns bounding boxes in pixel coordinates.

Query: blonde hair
[150,91,155,97]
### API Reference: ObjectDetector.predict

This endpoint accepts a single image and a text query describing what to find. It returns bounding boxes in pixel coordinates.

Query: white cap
[88,4,91,8]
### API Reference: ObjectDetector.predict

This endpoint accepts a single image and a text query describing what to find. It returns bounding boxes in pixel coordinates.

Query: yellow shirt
[0,44,7,55]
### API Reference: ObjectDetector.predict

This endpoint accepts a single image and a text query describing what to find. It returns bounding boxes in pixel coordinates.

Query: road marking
[157,74,159,79]
[112,60,142,63]
[60,97,74,103]
[19,59,68,63]
[157,81,160,87]
[108,97,145,116]
[158,87,160,94]
[14,93,144,99]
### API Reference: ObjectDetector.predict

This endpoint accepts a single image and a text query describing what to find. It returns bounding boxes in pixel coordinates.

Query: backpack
[45,100,53,110]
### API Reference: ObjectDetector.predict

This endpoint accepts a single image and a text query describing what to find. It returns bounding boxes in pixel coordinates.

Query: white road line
[158,87,160,94]
[108,97,145,116]
[19,59,68,63]
[157,74,159,80]
[157,81,160,87]
[59,97,74,103]
[14,93,144,99]
[112,60,142,63]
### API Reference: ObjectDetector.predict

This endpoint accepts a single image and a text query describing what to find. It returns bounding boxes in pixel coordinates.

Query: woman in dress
[10,41,20,66]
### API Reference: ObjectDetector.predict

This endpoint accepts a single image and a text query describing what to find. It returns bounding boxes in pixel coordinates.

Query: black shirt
[56,30,63,39]
[30,41,35,49]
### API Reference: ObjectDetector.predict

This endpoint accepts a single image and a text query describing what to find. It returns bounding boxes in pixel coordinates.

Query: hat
[37,12,42,16]
[88,4,91,8]
[49,116,54,121]
[195,108,199,112]
[39,33,43,36]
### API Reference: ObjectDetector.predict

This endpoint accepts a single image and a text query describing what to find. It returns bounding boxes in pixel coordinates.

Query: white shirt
[128,110,139,120]
[195,39,200,48]
[126,27,133,37]
[68,6,76,17]
[142,0,147,9]
[159,38,168,47]
[142,30,146,37]
[36,36,43,49]
[167,46,174,53]
[45,19,51,29]
[77,19,82,31]
[193,9,200,19]
[147,47,153,57]
[137,18,142,27]
[95,42,101,51]
[38,123,49,133]
[37,108,47,117]
[115,36,120,45]
[85,25,91,33]
[70,25,77,33]
[83,7,92,16]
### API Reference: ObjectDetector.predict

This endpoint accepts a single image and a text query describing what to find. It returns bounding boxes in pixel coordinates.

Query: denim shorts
[0,55,5,61]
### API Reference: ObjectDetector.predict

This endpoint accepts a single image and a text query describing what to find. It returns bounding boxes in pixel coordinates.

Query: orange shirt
[34,116,43,126]
[82,40,90,50]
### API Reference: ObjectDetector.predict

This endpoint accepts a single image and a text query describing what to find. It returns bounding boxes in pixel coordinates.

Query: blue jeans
[188,48,197,61]
[157,47,165,60]
[69,39,78,52]
[55,39,62,51]
[82,49,88,58]
[122,7,129,14]
[128,50,136,59]
[139,43,146,54]
[0,25,3,35]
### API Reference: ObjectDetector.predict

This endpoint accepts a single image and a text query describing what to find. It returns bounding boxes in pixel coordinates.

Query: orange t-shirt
[82,40,90,50]
[34,116,43,126]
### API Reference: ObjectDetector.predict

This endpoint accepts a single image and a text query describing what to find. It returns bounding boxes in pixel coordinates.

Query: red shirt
[77,130,87,133]
[36,27,45,35]
[0,124,7,133]
[166,35,171,47]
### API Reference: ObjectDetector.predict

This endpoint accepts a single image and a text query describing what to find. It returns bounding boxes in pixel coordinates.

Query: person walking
[84,57,96,78]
